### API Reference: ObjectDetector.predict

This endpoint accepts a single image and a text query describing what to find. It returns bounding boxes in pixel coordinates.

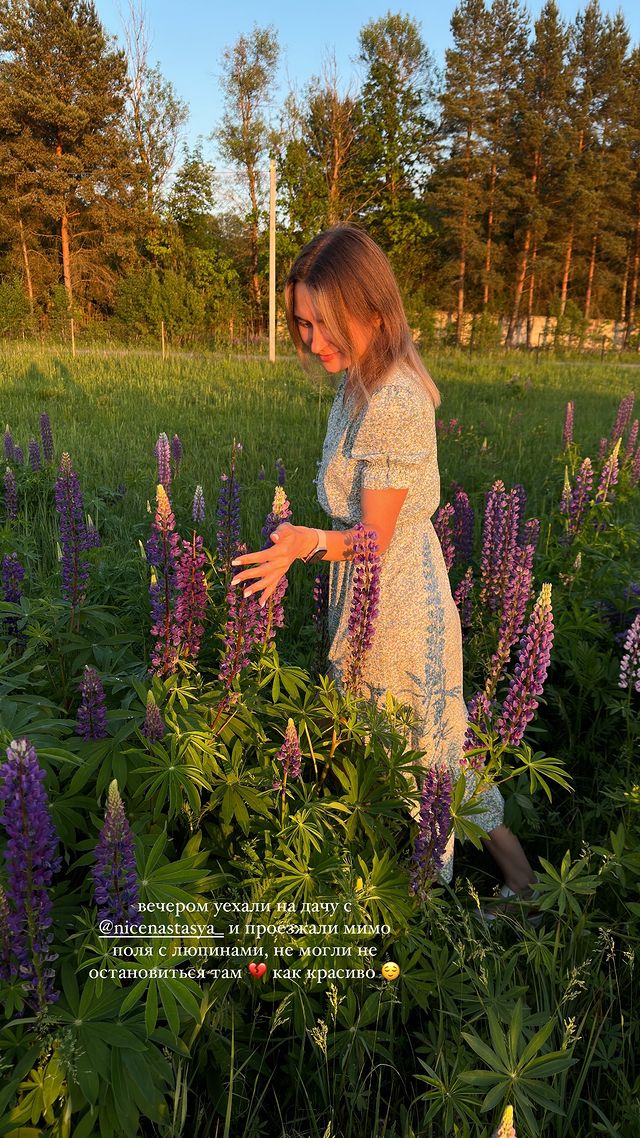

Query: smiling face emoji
[381,961,400,981]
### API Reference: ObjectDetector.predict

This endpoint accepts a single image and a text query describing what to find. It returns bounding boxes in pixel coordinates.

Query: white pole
[269,159,276,364]
[70,318,76,358]
[161,320,166,361]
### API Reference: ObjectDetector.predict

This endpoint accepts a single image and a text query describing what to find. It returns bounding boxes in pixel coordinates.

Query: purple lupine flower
[216,441,242,571]
[13,446,24,466]
[0,738,61,1010]
[566,457,594,537]
[257,465,266,481]
[218,546,266,693]
[258,486,293,646]
[149,485,181,677]
[343,525,381,697]
[453,566,474,631]
[480,482,520,613]
[141,692,166,741]
[171,433,183,476]
[631,446,640,488]
[434,503,456,571]
[313,569,329,635]
[595,440,620,506]
[85,515,101,550]
[2,553,25,639]
[28,439,41,472]
[463,690,494,770]
[496,583,554,748]
[54,453,91,607]
[76,665,108,740]
[624,419,639,460]
[4,425,14,462]
[619,613,640,693]
[4,467,17,520]
[92,779,139,925]
[563,401,574,449]
[173,533,207,661]
[609,392,635,448]
[276,458,286,486]
[485,543,535,699]
[192,484,205,524]
[597,437,608,462]
[560,467,572,515]
[155,432,172,493]
[273,718,302,789]
[409,764,453,900]
[39,413,54,463]
[451,486,474,564]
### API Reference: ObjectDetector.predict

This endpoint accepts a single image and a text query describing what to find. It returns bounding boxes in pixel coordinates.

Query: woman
[231,225,535,894]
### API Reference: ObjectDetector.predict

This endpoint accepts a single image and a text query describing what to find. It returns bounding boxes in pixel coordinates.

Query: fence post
[70,318,76,358]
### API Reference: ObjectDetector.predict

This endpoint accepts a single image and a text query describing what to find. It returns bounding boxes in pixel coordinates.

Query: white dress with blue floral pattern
[315,365,504,880]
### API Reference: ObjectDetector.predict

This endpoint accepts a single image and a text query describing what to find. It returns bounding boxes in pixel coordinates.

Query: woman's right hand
[230,524,318,606]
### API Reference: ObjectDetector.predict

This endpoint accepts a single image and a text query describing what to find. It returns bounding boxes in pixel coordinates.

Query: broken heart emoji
[248,962,267,979]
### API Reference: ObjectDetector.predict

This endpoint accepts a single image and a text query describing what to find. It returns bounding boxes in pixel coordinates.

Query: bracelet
[301,528,328,564]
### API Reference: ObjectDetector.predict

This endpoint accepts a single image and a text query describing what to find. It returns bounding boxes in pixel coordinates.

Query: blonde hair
[284,225,440,415]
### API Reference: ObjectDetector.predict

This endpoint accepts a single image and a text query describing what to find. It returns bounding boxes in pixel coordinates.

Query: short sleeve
[348,382,436,491]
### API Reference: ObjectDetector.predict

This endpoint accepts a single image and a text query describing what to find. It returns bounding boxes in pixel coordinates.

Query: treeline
[1,0,640,347]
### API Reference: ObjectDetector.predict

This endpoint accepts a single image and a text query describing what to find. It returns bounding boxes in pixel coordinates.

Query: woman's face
[292,282,374,374]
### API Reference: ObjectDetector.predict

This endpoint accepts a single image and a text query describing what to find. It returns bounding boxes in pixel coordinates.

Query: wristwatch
[302,528,328,564]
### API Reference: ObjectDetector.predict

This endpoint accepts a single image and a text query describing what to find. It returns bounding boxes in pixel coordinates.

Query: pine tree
[0,0,135,313]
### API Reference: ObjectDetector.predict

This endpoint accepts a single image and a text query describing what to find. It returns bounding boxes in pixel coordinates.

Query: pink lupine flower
[497,583,554,748]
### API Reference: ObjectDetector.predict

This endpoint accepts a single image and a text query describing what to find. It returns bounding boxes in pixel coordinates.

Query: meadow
[0,344,639,1138]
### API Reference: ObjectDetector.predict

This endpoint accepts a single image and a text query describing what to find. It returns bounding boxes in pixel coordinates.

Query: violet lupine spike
[76,665,108,740]
[141,692,166,741]
[0,738,61,1010]
[595,439,621,506]
[4,467,17,520]
[155,432,172,494]
[0,884,11,981]
[276,458,286,486]
[39,413,54,463]
[433,503,456,571]
[273,718,302,788]
[4,425,14,462]
[218,544,265,693]
[479,480,506,611]
[625,419,639,461]
[173,533,207,661]
[452,486,474,565]
[619,613,640,694]
[54,453,91,607]
[92,779,139,925]
[257,465,266,481]
[453,566,474,631]
[192,484,205,524]
[521,518,540,552]
[171,433,183,476]
[259,486,293,646]
[485,543,535,700]
[563,401,574,450]
[409,763,453,900]
[609,393,635,448]
[13,446,24,466]
[28,439,41,472]
[343,525,381,697]
[566,457,594,537]
[149,485,181,677]
[2,553,25,638]
[560,467,571,515]
[216,441,242,571]
[496,583,554,749]
[597,437,608,462]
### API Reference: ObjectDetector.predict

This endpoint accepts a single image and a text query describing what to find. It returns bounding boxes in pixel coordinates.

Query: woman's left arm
[230,486,408,606]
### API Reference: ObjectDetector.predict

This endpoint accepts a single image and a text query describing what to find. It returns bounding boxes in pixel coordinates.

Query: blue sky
[95,1,640,168]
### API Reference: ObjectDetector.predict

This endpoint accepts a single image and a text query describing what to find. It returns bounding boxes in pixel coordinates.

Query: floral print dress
[315,365,504,880]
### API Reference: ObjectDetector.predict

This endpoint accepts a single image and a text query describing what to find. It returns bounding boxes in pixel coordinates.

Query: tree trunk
[56,138,73,309]
[620,243,630,323]
[625,209,640,347]
[526,239,538,349]
[584,230,598,322]
[457,238,467,346]
[559,226,573,317]
[483,161,497,310]
[17,211,35,318]
[507,227,531,346]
